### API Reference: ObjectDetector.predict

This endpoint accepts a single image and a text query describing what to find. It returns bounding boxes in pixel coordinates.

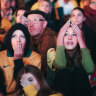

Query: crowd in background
[0,0,96,96]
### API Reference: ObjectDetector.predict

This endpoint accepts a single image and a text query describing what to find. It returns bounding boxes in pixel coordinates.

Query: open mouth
[67,42,73,45]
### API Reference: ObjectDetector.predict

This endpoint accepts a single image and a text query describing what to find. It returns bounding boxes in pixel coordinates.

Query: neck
[66,48,77,57]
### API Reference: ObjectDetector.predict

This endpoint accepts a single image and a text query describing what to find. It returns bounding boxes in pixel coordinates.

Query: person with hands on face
[0,23,41,94]
[53,20,94,71]
[71,7,96,64]
[14,65,63,96]
[47,20,94,96]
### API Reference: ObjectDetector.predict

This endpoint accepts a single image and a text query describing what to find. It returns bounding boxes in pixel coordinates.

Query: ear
[43,21,48,28]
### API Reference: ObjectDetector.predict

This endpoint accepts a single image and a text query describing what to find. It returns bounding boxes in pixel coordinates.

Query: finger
[61,21,70,31]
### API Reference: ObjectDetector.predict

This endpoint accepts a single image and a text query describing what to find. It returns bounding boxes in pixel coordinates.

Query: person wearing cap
[0,23,41,94]
[24,10,57,75]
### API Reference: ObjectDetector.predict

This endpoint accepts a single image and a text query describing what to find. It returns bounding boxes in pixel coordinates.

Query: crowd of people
[0,0,96,96]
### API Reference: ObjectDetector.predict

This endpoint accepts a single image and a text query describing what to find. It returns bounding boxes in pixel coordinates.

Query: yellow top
[0,18,11,42]
[23,85,62,96]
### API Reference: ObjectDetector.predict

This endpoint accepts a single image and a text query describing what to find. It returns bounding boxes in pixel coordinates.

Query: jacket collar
[7,49,32,57]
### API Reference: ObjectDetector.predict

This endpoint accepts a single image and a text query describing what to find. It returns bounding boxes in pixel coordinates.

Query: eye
[21,35,25,38]
[28,78,33,82]
[72,34,77,36]
[12,35,16,38]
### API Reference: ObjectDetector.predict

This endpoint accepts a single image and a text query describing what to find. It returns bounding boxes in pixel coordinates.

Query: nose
[19,16,22,20]
[17,36,21,42]
[68,35,72,40]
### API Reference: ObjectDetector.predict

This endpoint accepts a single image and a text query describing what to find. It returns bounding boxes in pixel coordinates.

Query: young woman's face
[39,1,51,14]
[11,30,26,51]
[90,0,96,10]
[63,27,78,50]
[21,73,40,91]
[16,9,26,25]
[71,9,85,26]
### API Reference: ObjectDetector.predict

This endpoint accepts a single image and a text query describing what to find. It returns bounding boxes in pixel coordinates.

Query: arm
[47,21,70,70]
[14,59,24,79]
[13,41,25,79]
[53,46,67,69]
[20,77,38,96]
[71,22,86,48]
[81,48,94,74]
[71,22,94,74]
[53,21,70,69]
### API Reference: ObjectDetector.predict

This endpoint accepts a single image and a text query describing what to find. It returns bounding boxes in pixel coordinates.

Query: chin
[65,46,75,50]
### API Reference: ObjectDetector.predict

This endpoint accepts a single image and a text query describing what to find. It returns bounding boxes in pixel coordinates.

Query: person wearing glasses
[84,0,96,34]
[24,10,57,75]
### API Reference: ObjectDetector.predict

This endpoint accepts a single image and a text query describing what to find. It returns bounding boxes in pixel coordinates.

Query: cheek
[74,38,78,45]
[35,82,40,91]
[22,40,26,47]
[63,37,67,44]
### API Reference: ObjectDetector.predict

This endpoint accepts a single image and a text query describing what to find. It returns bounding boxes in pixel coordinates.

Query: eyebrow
[28,77,33,80]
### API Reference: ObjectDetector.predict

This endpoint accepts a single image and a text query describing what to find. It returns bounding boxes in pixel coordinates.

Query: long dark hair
[14,65,57,96]
[65,44,82,67]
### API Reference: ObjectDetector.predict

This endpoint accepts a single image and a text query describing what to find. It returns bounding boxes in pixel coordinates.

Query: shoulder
[29,51,41,59]
[49,93,63,96]
[0,50,7,56]
[26,51,41,69]
[43,27,57,36]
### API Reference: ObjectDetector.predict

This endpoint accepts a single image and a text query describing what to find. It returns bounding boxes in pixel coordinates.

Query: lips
[67,42,73,45]
[18,21,22,23]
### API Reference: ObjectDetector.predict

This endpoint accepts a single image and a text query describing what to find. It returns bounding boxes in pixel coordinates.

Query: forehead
[12,30,24,35]
[17,10,26,15]
[22,73,34,78]
[91,0,96,2]
[41,1,50,5]
[1,0,11,2]
[72,9,84,15]
[27,14,44,19]
[17,9,26,13]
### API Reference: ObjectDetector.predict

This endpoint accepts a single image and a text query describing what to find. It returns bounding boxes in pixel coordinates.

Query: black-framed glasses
[26,18,46,24]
